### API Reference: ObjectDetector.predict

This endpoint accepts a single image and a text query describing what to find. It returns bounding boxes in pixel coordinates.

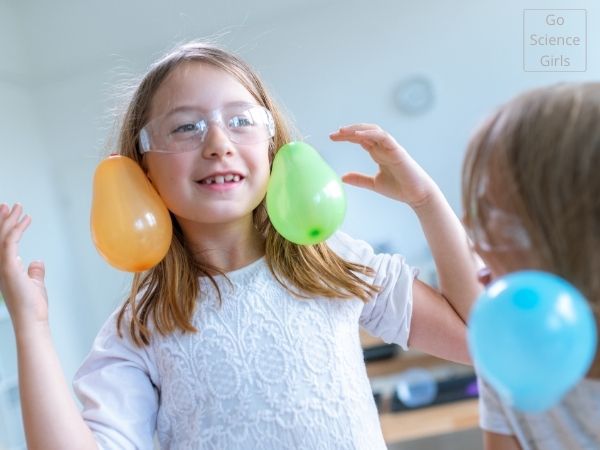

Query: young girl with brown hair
[0,41,479,449]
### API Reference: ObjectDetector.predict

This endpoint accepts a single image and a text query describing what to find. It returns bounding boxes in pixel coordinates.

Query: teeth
[201,174,241,184]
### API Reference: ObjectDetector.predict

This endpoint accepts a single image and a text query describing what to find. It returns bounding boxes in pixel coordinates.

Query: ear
[141,154,151,179]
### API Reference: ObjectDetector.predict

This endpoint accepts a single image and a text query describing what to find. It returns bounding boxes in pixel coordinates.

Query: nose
[200,123,234,159]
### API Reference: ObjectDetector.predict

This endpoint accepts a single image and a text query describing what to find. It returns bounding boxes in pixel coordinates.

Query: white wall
[2,0,599,393]
[0,2,91,447]
[236,0,599,260]
[0,2,89,380]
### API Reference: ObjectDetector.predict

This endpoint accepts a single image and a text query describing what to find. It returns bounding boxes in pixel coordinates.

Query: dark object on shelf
[373,391,383,412]
[391,373,478,412]
[363,343,398,362]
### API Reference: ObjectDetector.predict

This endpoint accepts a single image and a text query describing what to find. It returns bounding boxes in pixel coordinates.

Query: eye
[228,115,254,129]
[172,123,200,134]
[169,120,208,142]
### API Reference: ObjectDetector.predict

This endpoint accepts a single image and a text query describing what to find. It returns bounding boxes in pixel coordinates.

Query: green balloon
[266,141,346,245]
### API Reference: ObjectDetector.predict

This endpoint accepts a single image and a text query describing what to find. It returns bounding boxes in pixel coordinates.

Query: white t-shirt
[73,232,418,450]
[479,377,600,450]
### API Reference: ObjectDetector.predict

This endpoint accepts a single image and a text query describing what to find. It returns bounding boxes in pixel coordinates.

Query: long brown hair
[115,42,378,346]
[462,82,600,312]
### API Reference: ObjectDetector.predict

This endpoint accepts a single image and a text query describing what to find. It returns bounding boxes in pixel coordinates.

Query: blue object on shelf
[391,372,478,412]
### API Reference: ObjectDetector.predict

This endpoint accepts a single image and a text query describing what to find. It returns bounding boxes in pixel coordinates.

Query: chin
[202,209,255,224]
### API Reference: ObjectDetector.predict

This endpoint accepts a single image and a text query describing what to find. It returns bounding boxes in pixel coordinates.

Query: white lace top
[73,232,417,449]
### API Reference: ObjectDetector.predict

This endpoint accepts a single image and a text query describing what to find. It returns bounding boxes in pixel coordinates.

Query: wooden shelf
[366,351,449,378]
[360,329,479,444]
[380,398,479,443]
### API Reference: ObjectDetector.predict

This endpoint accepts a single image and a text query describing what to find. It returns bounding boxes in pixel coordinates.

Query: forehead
[149,61,257,119]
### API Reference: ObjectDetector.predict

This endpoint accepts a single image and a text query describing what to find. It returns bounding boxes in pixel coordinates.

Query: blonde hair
[462,82,600,312]
[115,42,378,346]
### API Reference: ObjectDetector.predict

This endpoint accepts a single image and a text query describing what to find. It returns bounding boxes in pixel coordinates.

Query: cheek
[477,249,535,280]
[485,257,508,277]
[254,164,270,202]
[247,146,271,186]
[145,156,188,195]
[147,154,185,178]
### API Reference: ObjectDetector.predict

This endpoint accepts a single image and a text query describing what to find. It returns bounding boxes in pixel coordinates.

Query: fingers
[330,124,402,151]
[330,125,409,169]
[8,213,31,245]
[329,123,382,143]
[330,126,380,155]
[331,123,382,135]
[0,203,28,232]
[27,260,46,284]
[341,172,376,190]
[0,202,14,225]
[0,203,31,260]
[354,129,402,154]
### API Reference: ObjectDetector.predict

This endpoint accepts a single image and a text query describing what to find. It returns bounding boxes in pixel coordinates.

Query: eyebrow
[162,101,260,118]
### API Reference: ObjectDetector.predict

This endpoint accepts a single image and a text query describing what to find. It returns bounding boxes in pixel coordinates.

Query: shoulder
[75,303,160,386]
[91,301,159,363]
[326,231,377,263]
[327,231,413,276]
[91,305,140,351]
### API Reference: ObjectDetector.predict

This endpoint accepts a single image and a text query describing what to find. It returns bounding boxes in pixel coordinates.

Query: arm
[330,125,481,362]
[409,279,470,364]
[410,186,481,324]
[407,187,481,364]
[0,203,97,450]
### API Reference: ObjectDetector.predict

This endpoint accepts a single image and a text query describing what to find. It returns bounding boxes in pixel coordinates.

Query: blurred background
[0,0,597,448]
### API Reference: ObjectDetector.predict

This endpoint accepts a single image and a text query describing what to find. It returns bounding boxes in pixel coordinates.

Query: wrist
[13,319,52,344]
[410,185,445,213]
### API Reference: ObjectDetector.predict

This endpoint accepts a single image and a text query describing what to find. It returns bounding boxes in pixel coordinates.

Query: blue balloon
[468,270,597,412]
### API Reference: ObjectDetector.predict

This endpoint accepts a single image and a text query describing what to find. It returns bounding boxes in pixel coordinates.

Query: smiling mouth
[198,174,244,185]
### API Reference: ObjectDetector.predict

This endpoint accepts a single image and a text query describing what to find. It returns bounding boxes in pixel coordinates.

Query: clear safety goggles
[465,202,532,253]
[467,210,531,252]
[139,103,275,154]
[463,173,532,253]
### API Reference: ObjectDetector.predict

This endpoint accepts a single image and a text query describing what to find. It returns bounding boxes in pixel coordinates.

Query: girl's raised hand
[330,124,438,208]
[0,203,49,330]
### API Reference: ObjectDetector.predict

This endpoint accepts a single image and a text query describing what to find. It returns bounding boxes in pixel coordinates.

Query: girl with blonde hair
[0,41,479,449]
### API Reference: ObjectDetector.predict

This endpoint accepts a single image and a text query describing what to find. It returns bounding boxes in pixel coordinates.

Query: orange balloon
[90,155,172,272]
